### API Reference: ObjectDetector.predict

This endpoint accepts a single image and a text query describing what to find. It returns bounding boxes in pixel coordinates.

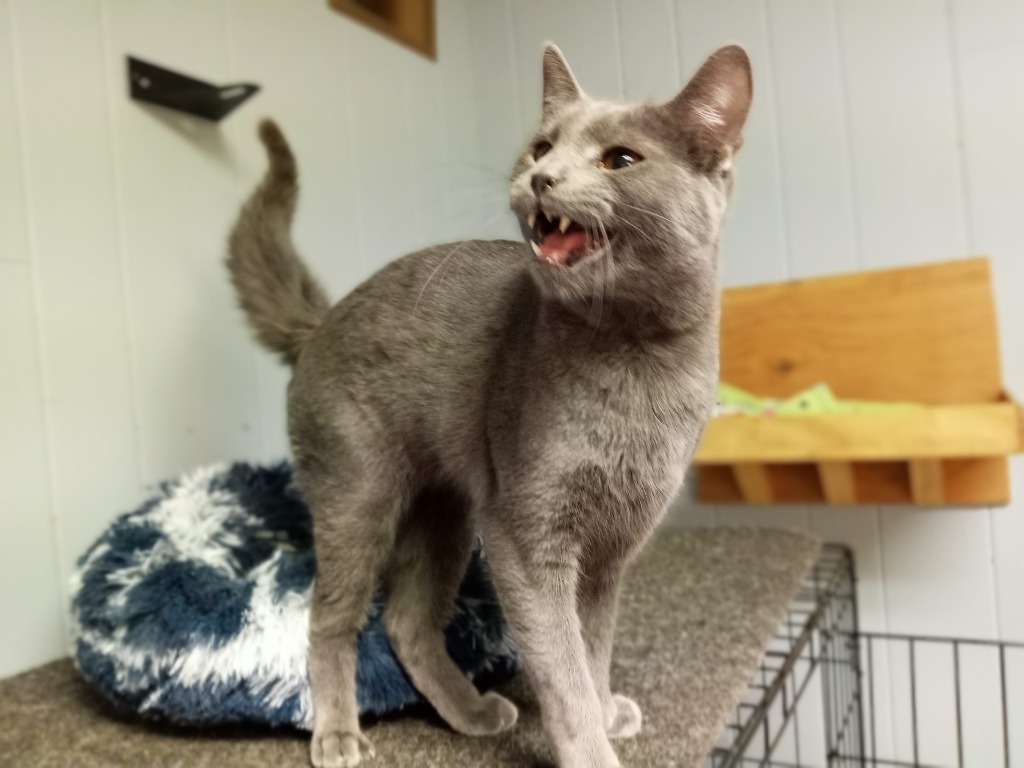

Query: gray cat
[227,43,751,768]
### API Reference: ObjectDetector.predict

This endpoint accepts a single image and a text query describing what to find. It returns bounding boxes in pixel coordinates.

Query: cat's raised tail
[227,120,331,366]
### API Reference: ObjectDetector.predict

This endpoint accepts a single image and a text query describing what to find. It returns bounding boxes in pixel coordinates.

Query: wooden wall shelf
[330,0,436,59]
[694,258,1024,506]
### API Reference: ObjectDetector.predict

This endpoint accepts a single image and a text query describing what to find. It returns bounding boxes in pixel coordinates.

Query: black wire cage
[708,544,1024,768]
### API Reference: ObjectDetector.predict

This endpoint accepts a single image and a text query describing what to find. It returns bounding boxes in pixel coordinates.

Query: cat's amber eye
[532,141,552,161]
[600,147,643,170]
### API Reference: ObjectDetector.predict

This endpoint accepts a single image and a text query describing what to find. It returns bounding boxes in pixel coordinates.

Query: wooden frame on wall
[329,0,436,60]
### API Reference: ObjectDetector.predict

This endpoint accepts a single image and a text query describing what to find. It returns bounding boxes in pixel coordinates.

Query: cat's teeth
[559,216,571,233]
[527,211,537,229]
[530,241,541,256]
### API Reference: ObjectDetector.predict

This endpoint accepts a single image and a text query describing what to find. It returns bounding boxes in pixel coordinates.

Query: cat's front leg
[483,514,620,768]
[578,557,642,740]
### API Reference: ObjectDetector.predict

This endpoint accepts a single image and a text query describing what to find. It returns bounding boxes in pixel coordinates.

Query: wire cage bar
[707,544,1024,768]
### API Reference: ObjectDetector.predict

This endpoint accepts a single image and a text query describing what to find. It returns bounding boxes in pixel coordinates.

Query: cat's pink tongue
[537,230,590,264]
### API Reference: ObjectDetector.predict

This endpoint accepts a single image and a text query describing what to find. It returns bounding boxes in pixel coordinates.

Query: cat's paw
[454,691,519,736]
[310,729,375,768]
[607,694,642,740]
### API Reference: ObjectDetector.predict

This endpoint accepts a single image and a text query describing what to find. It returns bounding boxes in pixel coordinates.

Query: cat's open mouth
[527,210,610,267]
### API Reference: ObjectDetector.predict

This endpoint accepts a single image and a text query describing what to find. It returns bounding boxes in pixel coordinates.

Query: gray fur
[227,44,751,768]
[227,121,332,366]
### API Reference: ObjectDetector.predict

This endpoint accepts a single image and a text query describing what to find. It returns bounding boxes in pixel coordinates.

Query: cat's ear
[667,45,752,169]
[542,44,583,119]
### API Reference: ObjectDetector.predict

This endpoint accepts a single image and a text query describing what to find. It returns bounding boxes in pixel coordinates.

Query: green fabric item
[715,382,922,417]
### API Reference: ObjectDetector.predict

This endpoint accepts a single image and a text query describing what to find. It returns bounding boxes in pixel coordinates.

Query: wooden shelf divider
[733,463,774,504]
[818,461,857,505]
[909,459,945,505]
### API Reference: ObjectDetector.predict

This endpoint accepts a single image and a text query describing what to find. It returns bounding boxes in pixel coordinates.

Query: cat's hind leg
[382,485,518,736]
[299,425,407,768]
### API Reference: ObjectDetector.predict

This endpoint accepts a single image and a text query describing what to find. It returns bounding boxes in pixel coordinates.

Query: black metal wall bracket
[127,56,259,122]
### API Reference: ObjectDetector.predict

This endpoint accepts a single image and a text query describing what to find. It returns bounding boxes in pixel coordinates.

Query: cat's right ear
[542,44,583,119]
[668,45,753,169]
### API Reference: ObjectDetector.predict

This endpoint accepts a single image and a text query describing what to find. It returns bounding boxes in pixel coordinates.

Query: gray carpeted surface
[0,528,819,768]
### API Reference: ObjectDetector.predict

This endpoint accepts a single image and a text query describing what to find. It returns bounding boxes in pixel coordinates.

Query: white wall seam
[943,0,1003,641]
[831,0,889,639]
[402,62,426,245]
[831,1,864,270]
[339,23,368,277]
[504,0,525,140]
[97,0,147,496]
[943,0,977,252]
[762,1,809,535]
[7,0,70,645]
[762,2,793,282]
[610,0,626,100]
[222,0,269,463]
[666,1,683,91]
[435,62,454,230]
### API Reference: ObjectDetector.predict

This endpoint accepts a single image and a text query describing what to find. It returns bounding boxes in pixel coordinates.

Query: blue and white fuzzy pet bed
[70,462,518,729]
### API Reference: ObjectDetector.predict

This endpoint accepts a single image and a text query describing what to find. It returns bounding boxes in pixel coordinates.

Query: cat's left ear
[666,45,753,169]
[542,44,584,119]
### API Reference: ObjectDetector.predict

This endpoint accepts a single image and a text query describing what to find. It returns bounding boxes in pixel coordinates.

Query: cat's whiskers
[617,202,703,250]
[585,223,605,334]
[611,215,659,249]
[599,218,616,318]
[412,210,506,314]
[617,202,677,225]
[602,220,616,311]
[412,242,474,316]
[436,226,484,290]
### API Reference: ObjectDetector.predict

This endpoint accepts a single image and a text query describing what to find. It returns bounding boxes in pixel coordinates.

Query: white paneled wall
[0,0,479,678]
[464,0,1024,762]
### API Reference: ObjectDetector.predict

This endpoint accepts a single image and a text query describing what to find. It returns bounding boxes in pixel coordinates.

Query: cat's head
[509,44,752,329]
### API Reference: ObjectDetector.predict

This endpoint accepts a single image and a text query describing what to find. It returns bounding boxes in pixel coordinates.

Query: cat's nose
[531,173,556,196]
